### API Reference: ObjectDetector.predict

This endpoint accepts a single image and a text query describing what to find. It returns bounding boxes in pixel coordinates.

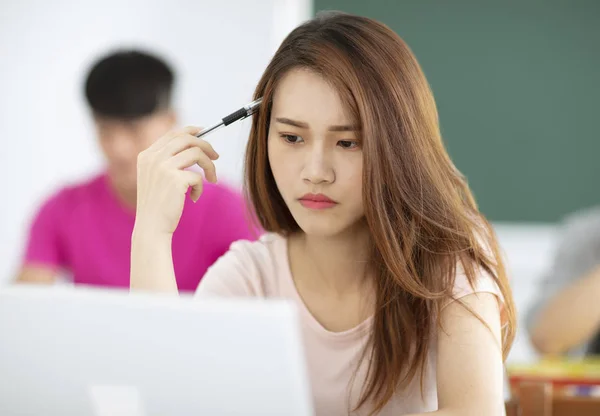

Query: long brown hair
[244,11,515,414]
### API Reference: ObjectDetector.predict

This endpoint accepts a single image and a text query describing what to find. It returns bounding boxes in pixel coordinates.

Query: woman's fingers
[169,147,218,183]
[161,134,220,161]
[134,126,218,234]
[151,126,202,149]
[180,170,204,202]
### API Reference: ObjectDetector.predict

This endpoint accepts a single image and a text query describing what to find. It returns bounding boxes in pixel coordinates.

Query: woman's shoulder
[228,232,286,257]
[196,232,288,298]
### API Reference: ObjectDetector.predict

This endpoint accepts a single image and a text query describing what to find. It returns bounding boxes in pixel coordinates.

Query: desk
[507,357,600,397]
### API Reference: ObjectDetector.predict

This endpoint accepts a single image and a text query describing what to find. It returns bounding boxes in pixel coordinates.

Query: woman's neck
[290,222,372,295]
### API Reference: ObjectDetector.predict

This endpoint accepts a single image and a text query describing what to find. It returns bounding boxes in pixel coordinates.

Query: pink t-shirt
[196,233,505,415]
[22,173,259,291]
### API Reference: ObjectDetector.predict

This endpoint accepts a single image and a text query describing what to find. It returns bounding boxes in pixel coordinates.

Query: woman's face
[268,68,365,238]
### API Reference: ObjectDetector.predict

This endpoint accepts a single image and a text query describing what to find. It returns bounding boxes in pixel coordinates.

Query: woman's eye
[280,134,303,144]
[338,140,359,149]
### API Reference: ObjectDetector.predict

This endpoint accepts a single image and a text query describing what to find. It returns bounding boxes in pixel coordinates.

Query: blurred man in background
[16,50,258,291]
[527,207,600,356]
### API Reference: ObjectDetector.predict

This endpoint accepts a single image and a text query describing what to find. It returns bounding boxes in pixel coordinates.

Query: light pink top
[196,233,504,415]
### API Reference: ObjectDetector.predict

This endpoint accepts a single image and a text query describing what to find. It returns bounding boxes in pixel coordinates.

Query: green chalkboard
[314,0,600,222]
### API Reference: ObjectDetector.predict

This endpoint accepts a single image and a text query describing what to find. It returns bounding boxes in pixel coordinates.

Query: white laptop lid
[0,285,313,416]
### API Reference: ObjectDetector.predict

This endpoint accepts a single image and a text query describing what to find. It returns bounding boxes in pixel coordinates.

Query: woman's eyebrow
[275,117,308,129]
[275,117,359,132]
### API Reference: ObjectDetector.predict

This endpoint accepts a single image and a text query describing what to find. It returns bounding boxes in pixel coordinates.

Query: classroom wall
[0,0,311,284]
[315,0,600,223]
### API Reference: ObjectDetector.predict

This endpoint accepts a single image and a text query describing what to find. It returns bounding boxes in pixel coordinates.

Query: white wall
[0,0,311,283]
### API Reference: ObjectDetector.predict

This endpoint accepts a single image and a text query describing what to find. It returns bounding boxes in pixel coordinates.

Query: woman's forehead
[271,68,355,127]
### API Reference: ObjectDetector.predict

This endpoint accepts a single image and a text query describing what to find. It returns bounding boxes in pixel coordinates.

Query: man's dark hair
[84,50,174,119]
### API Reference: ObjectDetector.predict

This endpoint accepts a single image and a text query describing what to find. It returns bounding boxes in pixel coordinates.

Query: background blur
[0,0,598,367]
[0,0,310,284]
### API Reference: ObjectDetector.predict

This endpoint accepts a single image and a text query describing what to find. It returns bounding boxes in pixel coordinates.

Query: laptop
[0,285,314,416]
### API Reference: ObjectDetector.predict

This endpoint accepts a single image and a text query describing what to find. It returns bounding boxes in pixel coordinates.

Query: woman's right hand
[134,126,220,236]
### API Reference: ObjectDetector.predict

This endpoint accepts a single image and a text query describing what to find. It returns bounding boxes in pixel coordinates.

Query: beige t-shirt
[195,233,503,415]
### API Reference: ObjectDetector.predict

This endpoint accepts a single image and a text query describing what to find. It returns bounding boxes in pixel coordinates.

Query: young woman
[131,11,515,416]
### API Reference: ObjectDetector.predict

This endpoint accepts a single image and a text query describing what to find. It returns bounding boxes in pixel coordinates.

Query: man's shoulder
[192,180,251,218]
[551,205,600,258]
[562,205,600,234]
[181,179,261,238]
[36,173,105,213]
[200,180,245,202]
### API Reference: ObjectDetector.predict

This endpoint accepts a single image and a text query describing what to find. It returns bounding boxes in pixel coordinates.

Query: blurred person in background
[16,50,258,291]
[527,207,600,356]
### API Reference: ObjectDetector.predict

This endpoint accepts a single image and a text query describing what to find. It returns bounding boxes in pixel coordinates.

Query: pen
[195,98,263,138]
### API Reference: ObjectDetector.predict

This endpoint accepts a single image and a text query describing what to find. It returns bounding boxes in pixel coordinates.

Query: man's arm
[16,265,58,284]
[15,191,67,285]
[527,209,600,355]
[530,265,600,354]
